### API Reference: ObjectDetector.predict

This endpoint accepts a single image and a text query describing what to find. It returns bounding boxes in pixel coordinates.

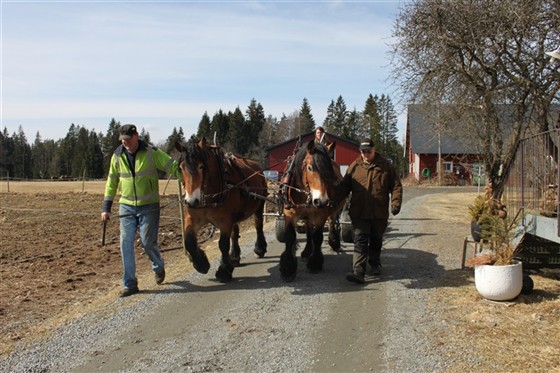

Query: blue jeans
[119,203,164,289]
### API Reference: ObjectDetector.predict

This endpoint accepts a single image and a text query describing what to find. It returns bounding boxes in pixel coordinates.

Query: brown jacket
[335,154,402,220]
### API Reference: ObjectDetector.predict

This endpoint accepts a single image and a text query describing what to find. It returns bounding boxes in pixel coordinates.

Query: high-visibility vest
[104,141,179,207]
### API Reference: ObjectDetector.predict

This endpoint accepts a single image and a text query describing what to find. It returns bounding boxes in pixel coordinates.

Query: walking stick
[101,220,107,246]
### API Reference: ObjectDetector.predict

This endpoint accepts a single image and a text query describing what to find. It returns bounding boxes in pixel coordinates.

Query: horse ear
[198,137,207,149]
[307,140,316,152]
[175,140,184,152]
[327,141,336,153]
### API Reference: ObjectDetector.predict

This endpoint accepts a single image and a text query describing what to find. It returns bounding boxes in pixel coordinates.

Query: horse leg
[184,231,210,274]
[327,215,342,252]
[229,224,241,267]
[216,230,234,283]
[301,228,313,260]
[280,221,298,282]
[307,227,324,273]
[253,201,268,258]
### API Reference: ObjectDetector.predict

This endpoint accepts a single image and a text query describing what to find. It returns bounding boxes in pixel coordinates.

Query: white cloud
[2,1,408,143]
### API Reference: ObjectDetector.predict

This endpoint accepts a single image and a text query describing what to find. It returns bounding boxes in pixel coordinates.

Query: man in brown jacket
[334,138,403,284]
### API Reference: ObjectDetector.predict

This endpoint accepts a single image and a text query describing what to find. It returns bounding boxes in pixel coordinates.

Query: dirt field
[0,180,232,357]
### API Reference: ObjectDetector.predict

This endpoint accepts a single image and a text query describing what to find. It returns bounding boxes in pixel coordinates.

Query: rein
[278,137,314,208]
[187,147,265,208]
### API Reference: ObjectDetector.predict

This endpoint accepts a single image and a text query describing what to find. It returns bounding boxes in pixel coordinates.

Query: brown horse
[175,136,268,282]
[279,140,345,282]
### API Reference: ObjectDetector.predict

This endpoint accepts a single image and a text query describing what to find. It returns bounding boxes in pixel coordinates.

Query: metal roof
[407,104,481,154]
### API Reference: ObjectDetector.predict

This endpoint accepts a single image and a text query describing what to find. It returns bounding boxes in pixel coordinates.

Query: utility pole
[437,106,442,186]
[438,130,442,186]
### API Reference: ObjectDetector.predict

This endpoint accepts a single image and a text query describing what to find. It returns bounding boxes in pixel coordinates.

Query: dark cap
[119,124,138,140]
[359,138,374,151]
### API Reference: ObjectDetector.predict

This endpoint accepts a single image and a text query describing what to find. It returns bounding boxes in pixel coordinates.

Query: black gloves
[391,205,401,216]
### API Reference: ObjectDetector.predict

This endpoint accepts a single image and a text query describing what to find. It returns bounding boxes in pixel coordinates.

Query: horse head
[175,136,216,208]
[294,141,338,208]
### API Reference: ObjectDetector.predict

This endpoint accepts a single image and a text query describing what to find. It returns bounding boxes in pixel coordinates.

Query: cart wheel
[521,274,534,294]
[197,223,216,244]
[275,217,286,243]
[340,210,354,243]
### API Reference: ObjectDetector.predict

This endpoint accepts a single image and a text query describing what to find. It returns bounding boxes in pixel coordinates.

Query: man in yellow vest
[101,124,180,297]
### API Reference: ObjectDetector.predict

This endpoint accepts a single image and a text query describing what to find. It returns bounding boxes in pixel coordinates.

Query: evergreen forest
[1,94,404,180]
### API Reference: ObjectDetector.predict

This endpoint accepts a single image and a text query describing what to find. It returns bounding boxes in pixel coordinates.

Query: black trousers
[351,218,388,273]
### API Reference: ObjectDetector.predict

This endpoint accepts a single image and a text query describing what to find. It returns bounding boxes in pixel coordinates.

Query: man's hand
[101,212,111,221]
[391,206,401,216]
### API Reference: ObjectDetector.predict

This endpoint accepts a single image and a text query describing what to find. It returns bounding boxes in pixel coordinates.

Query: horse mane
[180,136,208,176]
[292,142,337,187]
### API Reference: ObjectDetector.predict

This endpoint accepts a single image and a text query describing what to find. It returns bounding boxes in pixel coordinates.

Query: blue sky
[2,0,408,145]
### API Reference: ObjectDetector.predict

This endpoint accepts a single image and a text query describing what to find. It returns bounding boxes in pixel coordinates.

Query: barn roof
[407,105,480,155]
[407,104,560,156]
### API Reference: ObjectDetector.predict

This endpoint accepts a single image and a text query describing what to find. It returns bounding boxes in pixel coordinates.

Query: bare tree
[390,0,560,197]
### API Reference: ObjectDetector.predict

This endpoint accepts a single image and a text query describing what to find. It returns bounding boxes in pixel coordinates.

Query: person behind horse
[334,138,403,284]
[101,124,180,297]
[314,126,328,145]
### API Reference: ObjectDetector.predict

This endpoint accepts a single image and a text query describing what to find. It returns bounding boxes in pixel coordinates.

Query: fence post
[82,169,86,192]
[7,172,9,193]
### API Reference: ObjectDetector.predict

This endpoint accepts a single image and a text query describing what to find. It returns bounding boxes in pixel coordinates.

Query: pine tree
[139,128,151,145]
[197,111,212,139]
[323,100,336,134]
[0,128,14,177]
[228,107,251,155]
[345,108,362,141]
[377,94,399,156]
[299,98,316,134]
[165,127,185,154]
[363,94,382,144]
[31,132,47,179]
[245,98,266,155]
[86,131,105,178]
[12,126,32,179]
[102,118,121,175]
[70,126,89,178]
[210,110,230,146]
[323,96,348,137]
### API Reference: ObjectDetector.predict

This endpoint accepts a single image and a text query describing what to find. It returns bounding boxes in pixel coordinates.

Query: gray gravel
[1,187,472,372]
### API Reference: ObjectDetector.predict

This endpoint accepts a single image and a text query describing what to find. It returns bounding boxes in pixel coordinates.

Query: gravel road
[1,186,475,373]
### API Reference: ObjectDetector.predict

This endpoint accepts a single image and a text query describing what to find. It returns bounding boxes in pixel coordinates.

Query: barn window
[443,161,453,173]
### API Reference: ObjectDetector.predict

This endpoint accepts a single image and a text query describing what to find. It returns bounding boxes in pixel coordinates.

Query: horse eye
[307,164,313,172]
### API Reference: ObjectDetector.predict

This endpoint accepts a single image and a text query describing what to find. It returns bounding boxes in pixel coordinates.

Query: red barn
[264,132,360,177]
[405,104,483,185]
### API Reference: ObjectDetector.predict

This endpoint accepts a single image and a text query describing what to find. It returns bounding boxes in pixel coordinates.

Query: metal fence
[504,129,559,232]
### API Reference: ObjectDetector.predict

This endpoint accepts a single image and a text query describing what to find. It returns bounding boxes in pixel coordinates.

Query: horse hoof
[215,267,233,283]
[230,258,241,267]
[194,262,210,274]
[253,248,266,258]
[328,239,341,251]
[330,245,342,253]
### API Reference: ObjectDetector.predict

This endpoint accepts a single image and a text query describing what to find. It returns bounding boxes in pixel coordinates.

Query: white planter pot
[474,260,523,301]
